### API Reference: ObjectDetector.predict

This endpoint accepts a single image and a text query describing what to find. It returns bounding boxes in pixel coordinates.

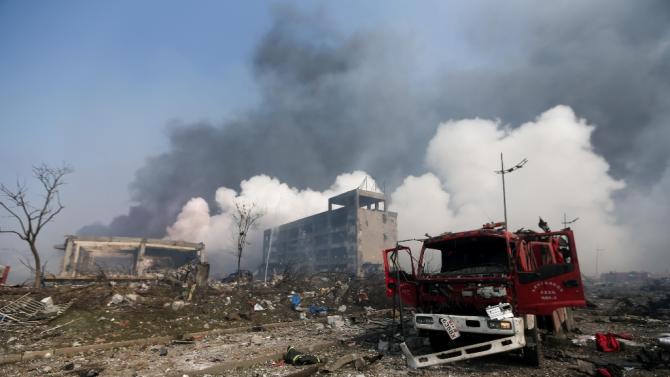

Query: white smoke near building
[390,105,630,274]
[166,171,378,274]
[168,105,631,276]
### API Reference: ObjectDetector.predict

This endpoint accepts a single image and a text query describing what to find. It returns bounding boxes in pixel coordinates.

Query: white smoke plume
[166,171,378,275]
[168,105,632,276]
[390,105,630,274]
[618,167,670,273]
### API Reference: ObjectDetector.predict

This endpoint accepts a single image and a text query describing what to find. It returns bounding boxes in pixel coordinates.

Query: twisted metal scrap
[0,293,73,327]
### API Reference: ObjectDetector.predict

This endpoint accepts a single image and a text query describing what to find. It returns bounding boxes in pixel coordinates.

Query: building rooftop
[328,189,387,210]
[54,236,204,252]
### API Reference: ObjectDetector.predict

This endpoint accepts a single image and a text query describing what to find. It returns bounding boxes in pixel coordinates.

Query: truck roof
[424,225,514,246]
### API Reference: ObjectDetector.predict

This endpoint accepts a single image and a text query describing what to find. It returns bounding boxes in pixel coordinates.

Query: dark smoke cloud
[431,1,670,185]
[80,5,436,237]
[83,2,670,272]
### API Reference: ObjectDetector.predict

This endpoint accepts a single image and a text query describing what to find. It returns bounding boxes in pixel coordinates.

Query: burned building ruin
[262,188,398,277]
[48,236,205,281]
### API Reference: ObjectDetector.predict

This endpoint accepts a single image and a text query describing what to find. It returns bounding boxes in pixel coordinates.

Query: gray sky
[2,1,669,281]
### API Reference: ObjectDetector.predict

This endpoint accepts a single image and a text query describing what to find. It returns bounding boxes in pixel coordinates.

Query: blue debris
[290,293,302,309]
[308,305,330,314]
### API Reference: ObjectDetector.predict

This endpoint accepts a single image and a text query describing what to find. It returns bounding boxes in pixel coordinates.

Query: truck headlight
[415,316,434,324]
[487,320,512,329]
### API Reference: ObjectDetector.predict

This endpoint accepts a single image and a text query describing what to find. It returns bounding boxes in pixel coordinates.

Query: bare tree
[17,255,48,285]
[0,164,72,288]
[232,202,263,284]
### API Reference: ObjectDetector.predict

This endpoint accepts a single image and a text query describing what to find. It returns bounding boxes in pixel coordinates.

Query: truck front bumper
[414,313,518,336]
[402,315,526,369]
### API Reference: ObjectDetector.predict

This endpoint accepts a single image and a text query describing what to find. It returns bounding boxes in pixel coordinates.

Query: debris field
[1,274,670,377]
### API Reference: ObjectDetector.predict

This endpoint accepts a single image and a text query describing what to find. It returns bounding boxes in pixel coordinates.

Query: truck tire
[522,327,543,367]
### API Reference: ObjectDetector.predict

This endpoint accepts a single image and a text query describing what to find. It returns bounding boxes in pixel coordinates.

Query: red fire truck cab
[383,222,585,368]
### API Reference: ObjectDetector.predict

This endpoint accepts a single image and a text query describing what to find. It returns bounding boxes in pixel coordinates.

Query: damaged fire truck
[383,222,585,368]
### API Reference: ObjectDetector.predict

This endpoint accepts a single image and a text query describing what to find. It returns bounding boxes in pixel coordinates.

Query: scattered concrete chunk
[108,294,124,306]
[125,294,139,303]
[327,315,344,328]
[322,353,364,372]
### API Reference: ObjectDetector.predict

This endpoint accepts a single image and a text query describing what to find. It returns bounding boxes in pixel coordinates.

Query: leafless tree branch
[0,163,72,288]
[0,184,29,235]
[0,229,27,240]
[17,255,48,274]
[232,201,264,285]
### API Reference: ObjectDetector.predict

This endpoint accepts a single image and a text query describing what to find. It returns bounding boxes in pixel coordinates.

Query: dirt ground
[1,275,669,377]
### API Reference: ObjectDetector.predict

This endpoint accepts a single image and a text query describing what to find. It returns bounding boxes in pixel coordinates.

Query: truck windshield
[422,236,509,275]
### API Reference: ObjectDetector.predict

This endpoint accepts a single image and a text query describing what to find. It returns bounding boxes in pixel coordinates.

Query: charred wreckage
[384,221,585,368]
[45,236,209,285]
[2,214,670,376]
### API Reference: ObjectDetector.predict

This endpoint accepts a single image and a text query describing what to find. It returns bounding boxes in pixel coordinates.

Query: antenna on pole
[494,153,527,231]
[562,213,579,229]
[359,176,378,192]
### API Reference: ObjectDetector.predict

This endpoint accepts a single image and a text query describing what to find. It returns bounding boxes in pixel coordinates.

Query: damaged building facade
[48,236,205,281]
[262,188,397,277]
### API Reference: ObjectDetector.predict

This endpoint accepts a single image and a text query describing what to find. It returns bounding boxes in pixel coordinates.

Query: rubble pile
[0,276,669,376]
[0,272,389,356]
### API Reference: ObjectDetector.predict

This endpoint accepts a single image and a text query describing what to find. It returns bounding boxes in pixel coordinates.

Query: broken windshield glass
[423,236,509,276]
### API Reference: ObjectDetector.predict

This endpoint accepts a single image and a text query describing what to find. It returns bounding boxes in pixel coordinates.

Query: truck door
[383,246,417,307]
[514,231,585,315]
[530,242,552,267]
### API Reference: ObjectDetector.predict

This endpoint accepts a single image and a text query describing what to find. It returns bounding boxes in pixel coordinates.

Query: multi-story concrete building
[261,188,397,277]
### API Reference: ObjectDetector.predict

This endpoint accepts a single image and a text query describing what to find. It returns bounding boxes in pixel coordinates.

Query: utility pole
[263,228,274,285]
[595,246,604,278]
[562,213,579,229]
[494,153,527,230]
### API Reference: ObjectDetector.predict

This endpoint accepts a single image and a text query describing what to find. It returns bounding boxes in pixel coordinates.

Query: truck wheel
[522,327,543,367]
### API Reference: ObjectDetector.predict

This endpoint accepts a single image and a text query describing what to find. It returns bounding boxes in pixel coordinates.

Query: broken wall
[53,237,204,280]
[357,208,398,276]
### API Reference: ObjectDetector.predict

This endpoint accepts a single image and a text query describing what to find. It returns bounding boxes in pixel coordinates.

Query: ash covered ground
[1,275,669,377]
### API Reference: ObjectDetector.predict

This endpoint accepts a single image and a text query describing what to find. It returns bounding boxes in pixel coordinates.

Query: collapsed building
[47,236,206,282]
[261,188,398,277]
